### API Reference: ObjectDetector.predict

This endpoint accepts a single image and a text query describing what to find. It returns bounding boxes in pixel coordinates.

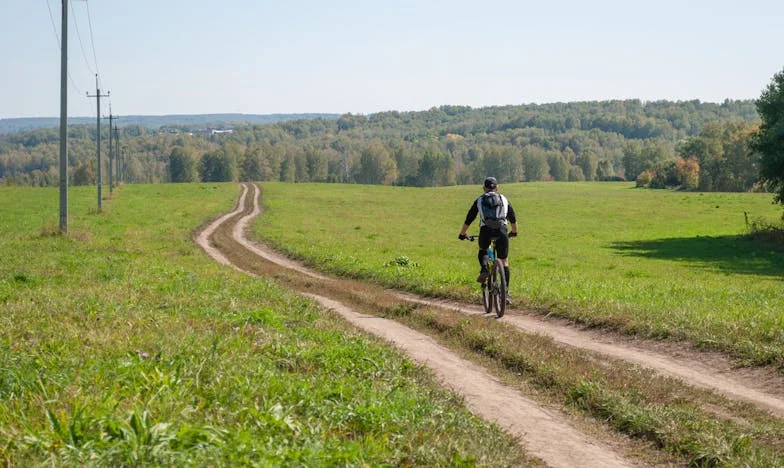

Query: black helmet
[483,177,497,189]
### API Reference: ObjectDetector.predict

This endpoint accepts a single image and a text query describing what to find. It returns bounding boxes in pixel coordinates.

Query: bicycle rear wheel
[481,277,492,313]
[493,265,507,318]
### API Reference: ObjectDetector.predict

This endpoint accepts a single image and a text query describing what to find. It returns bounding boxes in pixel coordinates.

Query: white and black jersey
[463,192,517,228]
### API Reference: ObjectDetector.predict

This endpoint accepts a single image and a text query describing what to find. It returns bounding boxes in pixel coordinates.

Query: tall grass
[255,182,784,366]
[0,184,529,465]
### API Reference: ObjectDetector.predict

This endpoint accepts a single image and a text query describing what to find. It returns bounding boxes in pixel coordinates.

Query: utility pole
[122,146,128,182]
[105,107,114,193]
[58,0,68,233]
[87,75,109,212]
[114,120,121,184]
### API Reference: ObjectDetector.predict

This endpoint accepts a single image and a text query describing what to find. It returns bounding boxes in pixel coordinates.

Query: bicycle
[462,235,507,318]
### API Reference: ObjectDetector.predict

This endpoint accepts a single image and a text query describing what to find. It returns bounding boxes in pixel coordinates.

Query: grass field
[0,184,530,465]
[255,182,784,367]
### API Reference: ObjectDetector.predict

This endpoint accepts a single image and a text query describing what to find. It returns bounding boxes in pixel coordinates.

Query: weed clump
[39,223,61,237]
[383,255,420,268]
[746,217,784,247]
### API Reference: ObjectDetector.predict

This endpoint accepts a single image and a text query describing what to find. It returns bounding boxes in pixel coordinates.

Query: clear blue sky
[2,0,783,119]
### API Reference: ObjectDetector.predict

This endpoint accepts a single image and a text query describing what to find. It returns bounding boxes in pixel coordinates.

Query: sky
[2,0,783,119]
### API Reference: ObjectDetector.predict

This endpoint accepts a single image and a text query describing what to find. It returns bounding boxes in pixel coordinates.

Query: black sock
[504,266,510,288]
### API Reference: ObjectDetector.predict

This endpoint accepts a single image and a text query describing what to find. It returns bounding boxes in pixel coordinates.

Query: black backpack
[480,192,505,229]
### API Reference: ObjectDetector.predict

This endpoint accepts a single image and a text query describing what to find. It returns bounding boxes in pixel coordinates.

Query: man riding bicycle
[458,177,518,292]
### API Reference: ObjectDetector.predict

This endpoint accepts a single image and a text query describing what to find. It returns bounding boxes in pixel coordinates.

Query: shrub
[635,170,654,187]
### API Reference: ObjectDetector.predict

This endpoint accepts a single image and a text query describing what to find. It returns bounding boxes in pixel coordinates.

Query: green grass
[254,182,784,367]
[0,184,531,466]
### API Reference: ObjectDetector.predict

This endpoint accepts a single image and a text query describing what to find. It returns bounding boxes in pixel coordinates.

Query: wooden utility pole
[87,75,109,212]
[58,0,68,233]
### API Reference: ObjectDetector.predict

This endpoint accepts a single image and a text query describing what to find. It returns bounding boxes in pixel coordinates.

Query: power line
[69,0,96,76]
[85,1,101,79]
[44,0,61,48]
[66,69,85,97]
[43,0,86,96]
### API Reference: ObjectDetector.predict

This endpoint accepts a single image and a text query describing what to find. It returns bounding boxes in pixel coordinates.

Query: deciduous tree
[752,68,784,203]
[169,146,197,182]
[199,150,234,182]
[239,147,264,182]
[357,141,396,185]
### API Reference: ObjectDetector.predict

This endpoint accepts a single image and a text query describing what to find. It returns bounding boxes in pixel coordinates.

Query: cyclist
[458,177,518,292]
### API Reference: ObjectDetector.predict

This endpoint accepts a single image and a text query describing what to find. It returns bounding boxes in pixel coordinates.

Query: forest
[0,99,764,191]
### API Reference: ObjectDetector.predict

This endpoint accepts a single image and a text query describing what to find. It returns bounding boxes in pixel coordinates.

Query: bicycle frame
[464,235,507,318]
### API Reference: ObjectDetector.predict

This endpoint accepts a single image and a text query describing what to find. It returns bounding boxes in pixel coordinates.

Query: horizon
[0,96,760,122]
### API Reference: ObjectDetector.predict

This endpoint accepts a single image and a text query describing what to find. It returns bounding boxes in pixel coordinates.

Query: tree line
[0,99,763,191]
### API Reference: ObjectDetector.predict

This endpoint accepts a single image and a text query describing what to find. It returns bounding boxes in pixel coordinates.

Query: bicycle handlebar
[459,233,516,241]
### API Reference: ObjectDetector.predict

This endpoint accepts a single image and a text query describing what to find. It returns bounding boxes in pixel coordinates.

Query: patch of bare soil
[197,183,634,468]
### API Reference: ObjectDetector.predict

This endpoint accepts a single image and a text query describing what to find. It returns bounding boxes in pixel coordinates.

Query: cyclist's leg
[495,231,511,290]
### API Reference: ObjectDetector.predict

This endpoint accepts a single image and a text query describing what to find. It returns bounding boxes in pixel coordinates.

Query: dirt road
[198,183,634,467]
[198,182,784,466]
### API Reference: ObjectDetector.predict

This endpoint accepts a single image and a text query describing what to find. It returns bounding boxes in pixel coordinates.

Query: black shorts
[478,225,509,259]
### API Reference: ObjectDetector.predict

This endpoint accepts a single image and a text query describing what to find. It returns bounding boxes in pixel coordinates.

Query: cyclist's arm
[507,203,518,235]
[459,203,479,236]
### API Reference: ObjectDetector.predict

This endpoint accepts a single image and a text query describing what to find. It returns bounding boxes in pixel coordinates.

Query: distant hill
[0,113,340,135]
